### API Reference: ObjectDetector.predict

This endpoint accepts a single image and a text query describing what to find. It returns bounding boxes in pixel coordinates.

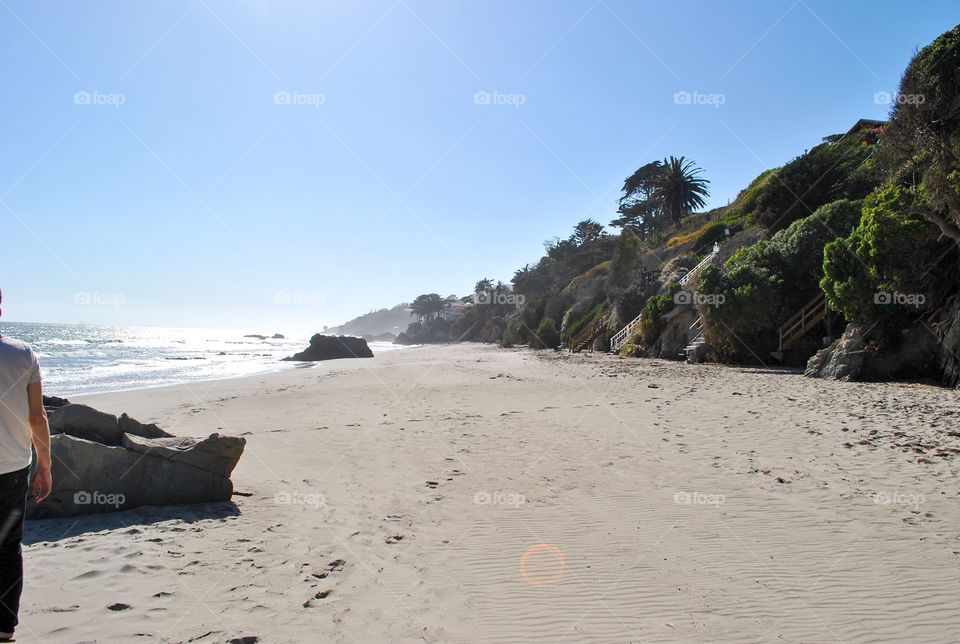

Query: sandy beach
[20,344,960,643]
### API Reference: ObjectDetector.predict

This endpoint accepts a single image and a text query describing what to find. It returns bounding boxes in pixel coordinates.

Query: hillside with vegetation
[399,23,960,388]
[325,303,412,341]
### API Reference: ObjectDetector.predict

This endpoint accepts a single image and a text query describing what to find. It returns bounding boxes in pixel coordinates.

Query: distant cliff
[325,303,412,339]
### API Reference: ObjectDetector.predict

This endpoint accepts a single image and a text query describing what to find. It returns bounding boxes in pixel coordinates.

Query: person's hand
[32,465,52,503]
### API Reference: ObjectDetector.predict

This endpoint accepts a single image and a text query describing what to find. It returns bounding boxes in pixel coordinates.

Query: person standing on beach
[0,290,52,642]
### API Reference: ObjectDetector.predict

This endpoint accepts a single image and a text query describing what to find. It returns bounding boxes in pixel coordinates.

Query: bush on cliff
[821,186,951,346]
[640,293,675,345]
[606,227,646,299]
[699,198,862,361]
[751,127,881,232]
[532,317,561,349]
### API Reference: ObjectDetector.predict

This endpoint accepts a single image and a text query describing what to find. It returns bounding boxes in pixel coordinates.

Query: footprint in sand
[40,605,79,613]
[303,559,346,607]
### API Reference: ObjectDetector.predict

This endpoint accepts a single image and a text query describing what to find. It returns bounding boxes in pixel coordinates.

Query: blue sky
[0,0,955,332]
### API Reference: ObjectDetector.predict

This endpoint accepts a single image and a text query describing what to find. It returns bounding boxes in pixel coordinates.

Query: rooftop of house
[846,118,886,136]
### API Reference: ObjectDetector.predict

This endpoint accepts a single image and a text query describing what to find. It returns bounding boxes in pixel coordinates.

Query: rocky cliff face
[647,306,698,359]
[928,295,960,387]
[804,323,869,381]
[805,309,953,386]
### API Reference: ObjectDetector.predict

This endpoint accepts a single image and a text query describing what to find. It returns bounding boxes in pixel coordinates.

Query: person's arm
[26,382,52,503]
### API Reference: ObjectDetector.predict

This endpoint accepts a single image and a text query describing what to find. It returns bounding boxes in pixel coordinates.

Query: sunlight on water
[0,322,401,397]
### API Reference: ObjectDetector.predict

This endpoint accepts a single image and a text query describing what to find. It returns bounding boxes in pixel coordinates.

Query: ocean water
[0,322,399,397]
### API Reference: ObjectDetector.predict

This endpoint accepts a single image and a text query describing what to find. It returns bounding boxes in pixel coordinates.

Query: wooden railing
[569,305,611,353]
[610,243,720,354]
[688,316,704,340]
[682,316,706,361]
[678,247,718,287]
[610,311,643,353]
[778,292,829,352]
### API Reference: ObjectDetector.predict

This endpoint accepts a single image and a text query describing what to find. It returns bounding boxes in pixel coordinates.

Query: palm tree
[653,156,710,229]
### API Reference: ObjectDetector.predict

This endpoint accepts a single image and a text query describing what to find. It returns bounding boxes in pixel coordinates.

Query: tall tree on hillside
[511,263,553,299]
[611,160,664,236]
[571,219,605,246]
[474,278,494,294]
[411,293,444,323]
[880,24,960,249]
[653,156,711,229]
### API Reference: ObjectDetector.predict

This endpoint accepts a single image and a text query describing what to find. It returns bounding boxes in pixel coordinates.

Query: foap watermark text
[674,491,725,507]
[474,490,526,508]
[473,90,526,108]
[674,90,725,108]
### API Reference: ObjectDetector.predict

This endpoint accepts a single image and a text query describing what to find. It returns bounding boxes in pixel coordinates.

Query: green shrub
[821,185,948,345]
[607,228,645,290]
[518,295,548,342]
[566,300,606,340]
[532,317,561,349]
[700,198,863,361]
[728,168,779,218]
[641,294,674,344]
[752,130,881,232]
[693,221,743,251]
[618,342,643,357]
[503,318,524,346]
[619,278,652,324]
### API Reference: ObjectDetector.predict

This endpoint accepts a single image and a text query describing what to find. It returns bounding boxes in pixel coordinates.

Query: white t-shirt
[0,334,41,474]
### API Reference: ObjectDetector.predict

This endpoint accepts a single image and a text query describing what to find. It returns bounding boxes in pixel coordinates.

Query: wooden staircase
[777,292,830,354]
[569,306,611,353]
[609,244,721,354]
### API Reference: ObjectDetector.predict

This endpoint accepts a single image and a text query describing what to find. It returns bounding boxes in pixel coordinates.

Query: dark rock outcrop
[27,434,236,519]
[283,334,373,361]
[49,404,123,445]
[805,321,939,382]
[805,322,868,381]
[929,295,960,387]
[43,395,70,416]
[42,395,69,409]
[28,404,245,519]
[119,413,174,439]
[121,433,245,478]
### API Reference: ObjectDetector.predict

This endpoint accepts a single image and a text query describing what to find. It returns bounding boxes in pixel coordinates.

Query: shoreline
[24,343,960,642]
[67,360,318,401]
[67,341,421,400]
